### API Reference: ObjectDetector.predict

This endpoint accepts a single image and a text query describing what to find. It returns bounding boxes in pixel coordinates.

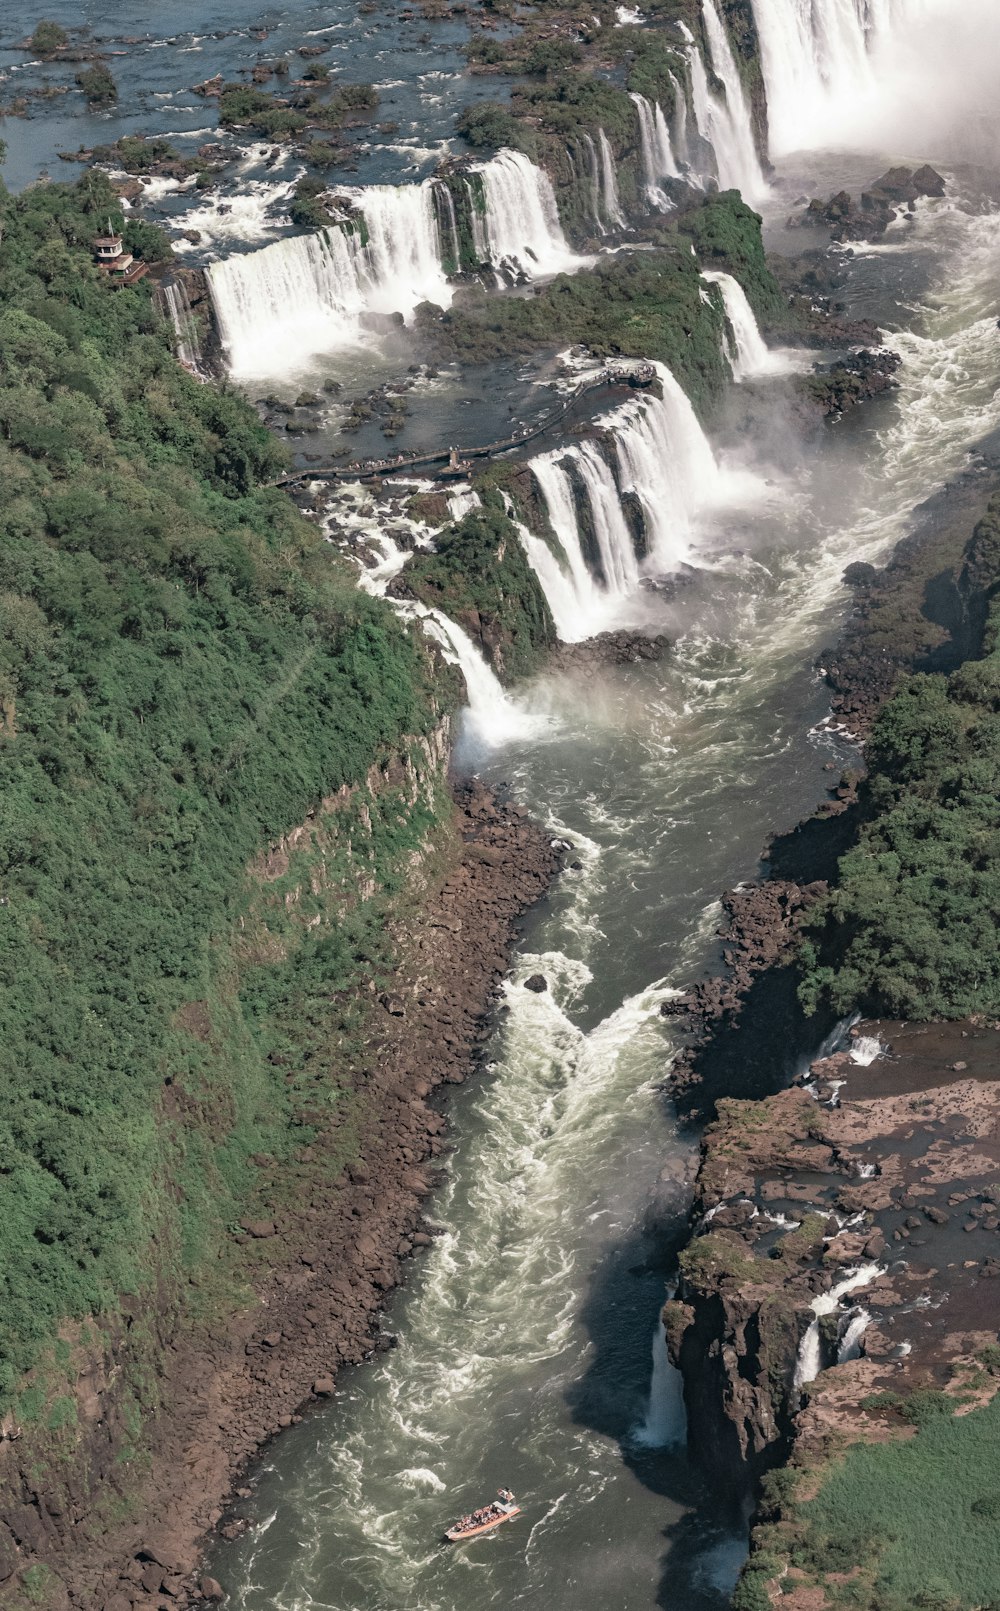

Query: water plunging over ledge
[211,164,1000,1609]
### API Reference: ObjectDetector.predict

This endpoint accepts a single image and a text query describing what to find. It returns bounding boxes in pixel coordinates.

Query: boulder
[240,1220,275,1239]
[199,1580,225,1603]
[523,974,548,993]
[312,1376,335,1396]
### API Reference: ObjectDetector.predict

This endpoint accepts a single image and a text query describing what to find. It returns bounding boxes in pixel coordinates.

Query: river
[9,1,1000,1605]
[208,179,1000,1611]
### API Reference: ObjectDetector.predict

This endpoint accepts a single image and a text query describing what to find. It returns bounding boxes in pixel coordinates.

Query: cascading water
[433,180,462,270]
[207,150,586,374]
[633,1320,687,1448]
[611,363,726,572]
[630,92,680,208]
[837,1307,873,1363]
[702,270,789,379]
[527,453,617,639]
[477,148,585,278]
[523,360,737,627]
[690,0,766,201]
[206,181,451,375]
[751,0,903,156]
[598,128,626,228]
[669,71,693,170]
[162,280,201,370]
[794,1265,883,1389]
[579,133,605,233]
[416,606,549,749]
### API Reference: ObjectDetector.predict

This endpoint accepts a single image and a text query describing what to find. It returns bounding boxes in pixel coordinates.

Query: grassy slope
[0,170,445,1412]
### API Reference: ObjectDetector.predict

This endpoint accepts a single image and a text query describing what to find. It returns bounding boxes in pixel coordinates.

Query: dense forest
[799,497,1000,1021]
[0,167,445,1411]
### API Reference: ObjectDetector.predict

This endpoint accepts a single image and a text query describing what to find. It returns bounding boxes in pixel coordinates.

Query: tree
[76,64,118,106]
[30,20,68,57]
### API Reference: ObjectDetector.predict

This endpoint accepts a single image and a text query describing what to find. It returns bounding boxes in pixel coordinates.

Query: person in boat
[496,1489,515,1510]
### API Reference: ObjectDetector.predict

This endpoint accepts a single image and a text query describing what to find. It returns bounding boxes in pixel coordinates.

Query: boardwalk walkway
[272,364,655,487]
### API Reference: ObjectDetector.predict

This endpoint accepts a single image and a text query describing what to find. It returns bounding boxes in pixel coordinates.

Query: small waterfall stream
[162,280,202,370]
[477,148,585,279]
[598,128,626,228]
[633,1320,687,1449]
[701,270,790,379]
[630,91,680,207]
[794,1265,883,1389]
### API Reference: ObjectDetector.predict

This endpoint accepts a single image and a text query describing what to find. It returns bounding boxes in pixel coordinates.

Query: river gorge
[3,3,1000,1610]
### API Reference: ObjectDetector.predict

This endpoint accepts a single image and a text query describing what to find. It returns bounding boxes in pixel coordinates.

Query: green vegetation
[677,190,785,324]
[219,84,308,139]
[89,136,187,175]
[800,497,1000,1020]
[0,168,445,1410]
[404,493,556,680]
[778,1392,1000,1609]
[75,64,117,106]
[29,21,68,58]
[456,102,533,155]
[424,192,779,416]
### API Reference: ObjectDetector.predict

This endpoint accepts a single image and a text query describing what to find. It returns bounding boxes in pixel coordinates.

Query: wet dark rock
[523,973,548,993]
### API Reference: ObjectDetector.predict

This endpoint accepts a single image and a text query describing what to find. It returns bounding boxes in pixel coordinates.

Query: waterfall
[465,178,490,263]
[750,0,903,157]
[630,92,680,208]
[447,489,481,520]
[478,149,584,279]
[416,607,547,749]
[702,270,783,379]
[690,0,767,200]
[522,362,729,630]
[610,362,722,573]
[794,1264,882,1390]
[598,129,626,228]
[206,181,450,376]
[162,280,201,370]
[633,1321,687,1449]
[580,133,606,233]
[528,453,614,639]
[433,180,462,271]
[837,1307,872,1364]
[669,71,693,170]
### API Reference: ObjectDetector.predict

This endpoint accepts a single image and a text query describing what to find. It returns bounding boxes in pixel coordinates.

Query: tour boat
[445,1497,520,1541]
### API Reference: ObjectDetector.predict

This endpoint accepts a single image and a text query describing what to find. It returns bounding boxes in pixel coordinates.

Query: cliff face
[669,1023,1000,1609]
[0,741,561,1610]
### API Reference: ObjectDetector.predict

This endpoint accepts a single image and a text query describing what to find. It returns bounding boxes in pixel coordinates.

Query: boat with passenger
[444,1489,520,1542]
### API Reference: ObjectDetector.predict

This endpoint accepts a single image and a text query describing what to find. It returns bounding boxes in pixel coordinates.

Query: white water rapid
[794,1265,883,1389]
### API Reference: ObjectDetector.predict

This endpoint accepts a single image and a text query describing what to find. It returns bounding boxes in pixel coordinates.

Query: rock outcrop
[669,1022,1000,1595]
